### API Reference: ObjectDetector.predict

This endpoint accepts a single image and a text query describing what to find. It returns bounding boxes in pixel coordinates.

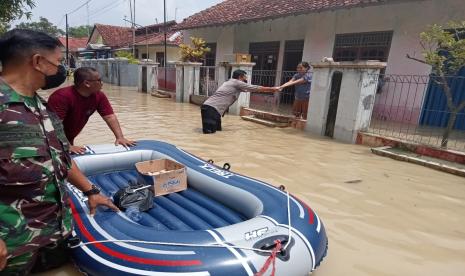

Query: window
[141,53,148,59]
[333,31,393,62]
[204,43,217,66]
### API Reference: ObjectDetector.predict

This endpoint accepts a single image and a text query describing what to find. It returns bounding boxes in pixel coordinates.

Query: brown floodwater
[36,84,465,276]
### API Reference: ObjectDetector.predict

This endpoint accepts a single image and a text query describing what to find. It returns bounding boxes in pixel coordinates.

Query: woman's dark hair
[232,69,247,79]
[0,29,62,66]
[299,62,310,69]
[74,67,98,86]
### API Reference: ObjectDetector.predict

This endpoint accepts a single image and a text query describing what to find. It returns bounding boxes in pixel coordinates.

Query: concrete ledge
[151,89,175,100]
[357,132,465,165]
[372,146,465,177]
[241,115,290,128]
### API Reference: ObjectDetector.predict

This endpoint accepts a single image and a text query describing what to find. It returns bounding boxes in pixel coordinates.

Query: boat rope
[70,190,294,257]
[254,240,282,276]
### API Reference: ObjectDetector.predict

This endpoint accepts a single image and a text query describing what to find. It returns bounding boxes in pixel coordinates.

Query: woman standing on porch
[279,62,312,119]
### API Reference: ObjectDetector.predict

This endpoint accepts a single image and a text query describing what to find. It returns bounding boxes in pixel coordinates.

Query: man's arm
[97,92,135,147]
[102,114,136,147]
[279,78,306,90]
[67,160,119,215]
[0,239,6,271]
[237,81,280,94]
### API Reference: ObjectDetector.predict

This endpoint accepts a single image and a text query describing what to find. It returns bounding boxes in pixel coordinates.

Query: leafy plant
[407,21,465,148]
[115,50,139,64]
[179,37,210,62]
[0,0,35,22]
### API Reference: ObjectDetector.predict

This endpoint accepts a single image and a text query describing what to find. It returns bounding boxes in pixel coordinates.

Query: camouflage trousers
[0,239,70,276]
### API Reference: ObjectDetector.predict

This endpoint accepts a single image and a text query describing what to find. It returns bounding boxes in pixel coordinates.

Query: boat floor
[88,169,247,231]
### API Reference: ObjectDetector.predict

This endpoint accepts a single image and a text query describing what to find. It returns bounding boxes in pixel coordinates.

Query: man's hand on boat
[70,145,87,155]
[87,194,120,215]
[68,160,120,215]
[115,137,137,148]
[0,239,6,271]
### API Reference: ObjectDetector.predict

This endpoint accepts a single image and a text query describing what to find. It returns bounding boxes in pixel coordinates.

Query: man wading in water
[201,69,280,134]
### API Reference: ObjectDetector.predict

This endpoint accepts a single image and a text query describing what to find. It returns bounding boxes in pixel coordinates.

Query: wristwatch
[83,184,100,197]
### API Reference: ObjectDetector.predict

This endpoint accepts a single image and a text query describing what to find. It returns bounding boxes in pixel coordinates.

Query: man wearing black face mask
[0,29,119,275]
[201,69,280,134]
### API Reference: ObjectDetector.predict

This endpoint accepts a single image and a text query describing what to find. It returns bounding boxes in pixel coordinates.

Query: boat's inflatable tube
[68,140,328,276]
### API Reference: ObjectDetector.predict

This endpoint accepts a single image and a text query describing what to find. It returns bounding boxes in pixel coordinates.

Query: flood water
[36,84,465,276]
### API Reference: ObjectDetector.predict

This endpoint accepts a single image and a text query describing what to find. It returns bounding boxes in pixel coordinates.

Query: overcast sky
[13,0,224,29]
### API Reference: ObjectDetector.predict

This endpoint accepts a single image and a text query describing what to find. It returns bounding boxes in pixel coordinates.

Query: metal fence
[157,67,176,92]
[366,74,465,151]
[199,66,219,96]
[249,70,298,116]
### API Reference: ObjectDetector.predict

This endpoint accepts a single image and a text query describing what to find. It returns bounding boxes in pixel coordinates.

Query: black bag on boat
[113,182,154,212]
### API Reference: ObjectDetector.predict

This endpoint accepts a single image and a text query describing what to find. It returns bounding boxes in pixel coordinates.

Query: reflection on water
[36,84,465,276]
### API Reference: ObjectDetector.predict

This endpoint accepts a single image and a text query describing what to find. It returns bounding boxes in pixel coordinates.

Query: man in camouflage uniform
[0,29,119,275]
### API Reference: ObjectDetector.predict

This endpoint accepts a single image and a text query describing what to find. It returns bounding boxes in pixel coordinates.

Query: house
[175,0,465,76]
[86,21,182,64]
[175,0,465,130]
[58,37,88,57]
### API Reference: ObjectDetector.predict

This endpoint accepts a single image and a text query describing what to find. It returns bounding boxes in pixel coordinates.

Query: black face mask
[42,64,67,90]
[38,57,67,90]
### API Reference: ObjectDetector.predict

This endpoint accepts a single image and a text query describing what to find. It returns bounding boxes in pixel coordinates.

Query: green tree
[408,21,465,148]
[69,25,92,38]
[115,51,139,64]
[16,17,64,37]
[179,37,210,62]
[0,0,35,22]
[0,22,11,35]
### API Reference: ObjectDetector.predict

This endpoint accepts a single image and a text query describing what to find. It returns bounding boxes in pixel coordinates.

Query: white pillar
[228,62,255,115]
[217,62,230,87]
[175,63,184,103]
[149,62,159,92]
[183,62,202,103]
[306,61,386,143]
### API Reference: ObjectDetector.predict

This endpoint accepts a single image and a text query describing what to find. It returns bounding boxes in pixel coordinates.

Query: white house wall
[182,0,464,124]
[136,45,181,63]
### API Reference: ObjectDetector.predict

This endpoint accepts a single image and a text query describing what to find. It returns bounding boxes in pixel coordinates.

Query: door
[325,72,343,138]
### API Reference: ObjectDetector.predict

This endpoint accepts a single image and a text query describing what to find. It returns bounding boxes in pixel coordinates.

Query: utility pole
[86,1,90,37]
[129,0,135,56]
[124,19,148,60]
[66,14,69,67]
[164,0,167,89]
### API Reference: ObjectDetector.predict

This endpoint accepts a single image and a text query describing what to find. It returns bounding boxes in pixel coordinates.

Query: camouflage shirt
[0,78,73,258]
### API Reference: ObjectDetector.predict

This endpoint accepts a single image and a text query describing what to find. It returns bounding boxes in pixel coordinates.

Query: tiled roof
[91,24,133,48]
[90,23,180,48]
[58,37,88,52]
[175,0,402,30]
[135,31,182,46]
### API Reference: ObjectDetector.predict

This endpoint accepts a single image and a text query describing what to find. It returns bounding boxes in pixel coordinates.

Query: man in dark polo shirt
[201,69,279,134]
[48,67,135,154]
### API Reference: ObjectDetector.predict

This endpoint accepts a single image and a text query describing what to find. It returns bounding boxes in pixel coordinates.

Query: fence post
[175,62,184,103]
[306,61,386,143]
[150,63,160,92]
[176,62,202,103]
[228,62,256,115]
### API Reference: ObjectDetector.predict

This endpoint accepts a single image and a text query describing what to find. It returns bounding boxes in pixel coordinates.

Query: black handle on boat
[279,185,286,191]
[207,159,214,164]
[67,236,81,248]
[223,163,231,171]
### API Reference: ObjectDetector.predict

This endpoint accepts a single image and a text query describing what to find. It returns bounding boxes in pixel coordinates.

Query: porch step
[151,92,171,98]
[371,146,465,177]
[241,115,290,128]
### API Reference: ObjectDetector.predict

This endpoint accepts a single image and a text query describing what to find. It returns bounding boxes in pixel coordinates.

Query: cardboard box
[223,53,252,63]
[135,159,187,196]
